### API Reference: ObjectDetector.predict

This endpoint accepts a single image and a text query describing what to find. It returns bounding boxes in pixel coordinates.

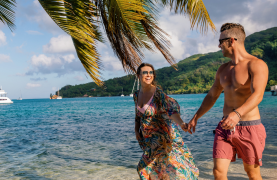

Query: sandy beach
[199,148,277,180]
[199,160,277,180]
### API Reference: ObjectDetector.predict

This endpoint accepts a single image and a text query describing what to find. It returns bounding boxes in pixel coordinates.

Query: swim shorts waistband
[236,119,261,126]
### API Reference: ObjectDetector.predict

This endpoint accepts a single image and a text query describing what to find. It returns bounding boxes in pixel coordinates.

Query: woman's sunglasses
[142,71,154,76]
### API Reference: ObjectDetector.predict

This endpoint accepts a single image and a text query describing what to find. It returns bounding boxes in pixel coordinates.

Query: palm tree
[38,0,216,86]
[0,0,16,31]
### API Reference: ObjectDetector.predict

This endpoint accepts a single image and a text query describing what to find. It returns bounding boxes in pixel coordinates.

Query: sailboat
[121,88,124,97]
[130,77,139,97]
[57,88,62,99]
[17,90,22,100]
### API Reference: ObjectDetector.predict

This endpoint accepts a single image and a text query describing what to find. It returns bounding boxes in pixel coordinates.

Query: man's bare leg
[243,162,262,180]
[213,158,231,180]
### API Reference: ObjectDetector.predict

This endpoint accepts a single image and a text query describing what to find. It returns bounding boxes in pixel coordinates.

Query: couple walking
[133,23,268,180]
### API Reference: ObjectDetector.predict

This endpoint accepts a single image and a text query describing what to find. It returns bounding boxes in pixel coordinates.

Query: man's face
[218,31,232,57]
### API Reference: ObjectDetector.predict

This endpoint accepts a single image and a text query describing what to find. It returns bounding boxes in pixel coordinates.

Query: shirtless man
[186,23,268,180]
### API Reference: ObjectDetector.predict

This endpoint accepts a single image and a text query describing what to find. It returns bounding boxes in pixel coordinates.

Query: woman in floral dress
[134,63,199,180]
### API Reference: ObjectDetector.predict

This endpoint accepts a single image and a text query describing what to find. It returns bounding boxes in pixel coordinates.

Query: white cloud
[0,54,11,63]
[52,87,56,91]
[197,42,219,54]
[26,30,43,35]
[62,54,75,63]
[0,31,7,46]
[30,54,62,67]
[25,53,85,76]
[102,53,123,71]
[43,35,75,53]
[27,83,41,88]
[74,75,85,81]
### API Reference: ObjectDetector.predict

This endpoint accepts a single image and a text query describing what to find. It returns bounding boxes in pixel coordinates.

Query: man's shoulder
[248,56,268,69]
[218,61,230,72]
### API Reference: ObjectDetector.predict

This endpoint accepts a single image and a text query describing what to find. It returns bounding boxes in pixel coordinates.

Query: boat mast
[137,78,139,90]
[131,78,136,94]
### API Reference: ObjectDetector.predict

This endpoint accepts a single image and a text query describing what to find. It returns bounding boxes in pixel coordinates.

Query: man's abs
[223,90,261,121]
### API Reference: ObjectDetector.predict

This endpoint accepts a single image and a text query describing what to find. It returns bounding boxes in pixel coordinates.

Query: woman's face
[138,66,154,85]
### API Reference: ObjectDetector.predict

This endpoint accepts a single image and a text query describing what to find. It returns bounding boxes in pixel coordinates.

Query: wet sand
[199,154,277,180]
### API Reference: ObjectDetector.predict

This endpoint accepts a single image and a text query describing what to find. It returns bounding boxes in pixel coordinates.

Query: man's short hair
[220,23,246,44]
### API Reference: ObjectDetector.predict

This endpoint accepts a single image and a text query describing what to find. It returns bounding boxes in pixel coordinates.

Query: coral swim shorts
[213,119,266,166]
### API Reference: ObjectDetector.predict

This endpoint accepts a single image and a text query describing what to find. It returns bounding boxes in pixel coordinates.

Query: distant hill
[57,27,277,98]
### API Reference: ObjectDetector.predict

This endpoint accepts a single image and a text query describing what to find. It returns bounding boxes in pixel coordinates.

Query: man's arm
[187,64,225,134]
[221,59,269,129]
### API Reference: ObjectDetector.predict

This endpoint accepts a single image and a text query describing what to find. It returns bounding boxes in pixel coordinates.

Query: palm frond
[98,0,152,74]
[38,0,215,86]
[38,0,104,85]
[98,0,177,73]
[161,0,216,33]
[141,15,176,69]
[0,0,16,31]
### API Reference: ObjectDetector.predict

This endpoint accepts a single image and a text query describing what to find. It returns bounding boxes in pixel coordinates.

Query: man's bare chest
[220,65,251,90]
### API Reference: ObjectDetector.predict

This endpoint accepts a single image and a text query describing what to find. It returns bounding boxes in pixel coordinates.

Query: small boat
[57,88,62,99]
[0,86,13,104]
[17,90,22,100]
[121,88,124,97]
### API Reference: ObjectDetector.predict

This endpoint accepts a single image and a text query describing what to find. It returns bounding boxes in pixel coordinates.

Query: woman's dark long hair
[136,63,158,87]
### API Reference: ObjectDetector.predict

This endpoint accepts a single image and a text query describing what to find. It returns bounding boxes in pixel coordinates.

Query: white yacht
[0,87,13,104]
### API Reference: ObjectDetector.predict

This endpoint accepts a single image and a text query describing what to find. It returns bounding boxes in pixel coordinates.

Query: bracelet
[233,109,242,121]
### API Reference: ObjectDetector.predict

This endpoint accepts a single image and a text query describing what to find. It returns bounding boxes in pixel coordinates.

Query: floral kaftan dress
[134,87,199,180]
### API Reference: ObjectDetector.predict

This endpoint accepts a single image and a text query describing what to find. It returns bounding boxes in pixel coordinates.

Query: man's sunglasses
[142,71,154,75]
[219,37,237,45]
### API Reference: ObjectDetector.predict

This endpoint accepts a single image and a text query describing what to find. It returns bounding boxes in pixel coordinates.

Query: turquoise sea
[0,92,276,179]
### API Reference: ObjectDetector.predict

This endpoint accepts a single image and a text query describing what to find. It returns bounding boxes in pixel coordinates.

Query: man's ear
[230,38,235,48]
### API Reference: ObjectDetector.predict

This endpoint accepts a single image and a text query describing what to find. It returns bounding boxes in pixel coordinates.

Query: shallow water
[0,92,276,179]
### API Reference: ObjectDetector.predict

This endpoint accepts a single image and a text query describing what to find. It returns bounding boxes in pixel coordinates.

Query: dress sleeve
[158,90,180,116]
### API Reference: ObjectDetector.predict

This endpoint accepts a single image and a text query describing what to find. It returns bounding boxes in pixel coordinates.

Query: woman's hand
[135,130,142,141]
[180,122,188,132]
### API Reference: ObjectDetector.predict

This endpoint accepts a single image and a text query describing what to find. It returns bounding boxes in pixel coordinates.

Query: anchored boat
[0,87,13,104]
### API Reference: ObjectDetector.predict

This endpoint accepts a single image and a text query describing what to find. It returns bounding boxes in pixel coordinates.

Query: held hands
[187,116,198,134]
[220,112,240,130]
[180,122,188,132]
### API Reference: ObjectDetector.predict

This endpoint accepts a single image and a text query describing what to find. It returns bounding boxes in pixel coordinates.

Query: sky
[0,0,277,99]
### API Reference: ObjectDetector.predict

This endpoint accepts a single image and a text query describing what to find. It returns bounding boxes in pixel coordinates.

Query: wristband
[233,109,242,121]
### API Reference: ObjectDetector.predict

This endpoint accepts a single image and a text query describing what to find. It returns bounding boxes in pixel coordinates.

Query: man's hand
[187,116,198,134]
[135,130,142,141]
[221,112,240,130]
[180,122,188,132]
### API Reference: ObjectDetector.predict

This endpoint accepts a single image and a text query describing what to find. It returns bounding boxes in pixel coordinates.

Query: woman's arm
[157,89,188,132]
[171,113,188,132]
[135,116,142,140]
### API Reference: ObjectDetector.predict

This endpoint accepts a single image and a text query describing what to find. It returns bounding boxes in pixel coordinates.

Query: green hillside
[56,27,277,98]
